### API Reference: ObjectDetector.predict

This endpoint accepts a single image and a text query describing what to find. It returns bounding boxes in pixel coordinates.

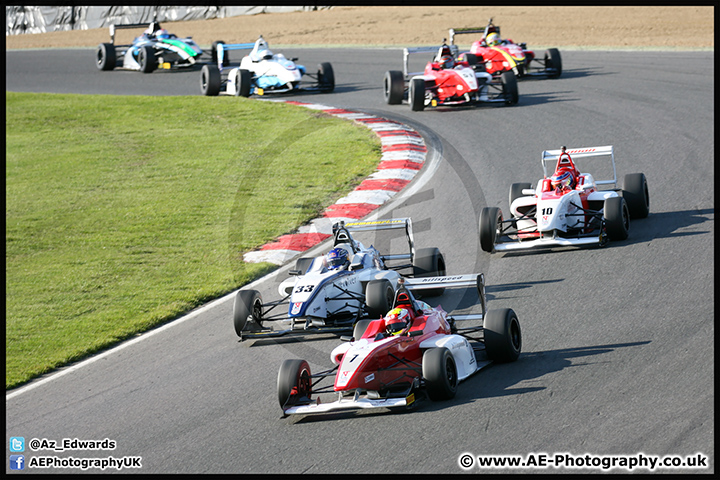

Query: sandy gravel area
[5,6,714,50]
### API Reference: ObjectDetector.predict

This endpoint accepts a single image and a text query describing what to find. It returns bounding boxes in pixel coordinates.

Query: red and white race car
[277,275,522,416]
[479,145,650,253]
[383,42,518,111]
[449,18,562,79]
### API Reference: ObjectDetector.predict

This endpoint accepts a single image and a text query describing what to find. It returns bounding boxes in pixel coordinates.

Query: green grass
[5,92,381,389]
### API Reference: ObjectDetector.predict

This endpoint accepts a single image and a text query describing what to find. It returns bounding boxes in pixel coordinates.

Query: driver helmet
[324,247,349,270]
[486,32,501,46]
[551,168,575,190]
[440,55,455,69]
[155,29,170,40]
[384,308,411,335]
[257,48,273,60]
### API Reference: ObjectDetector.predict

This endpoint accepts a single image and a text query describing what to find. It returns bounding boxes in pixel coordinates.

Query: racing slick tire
[412,247,447,297]
[409,77,426,111]
[479,207,503,253]
[233,289,263,337]
[352,319,373,341]
[235,69,252,97]
[545,48,562,78]
[200,65,221,96]
[501,70,519,105]
[211,40,230,67]
[366,279,394,318]
[138,45,156,73]
[318,62,335,93]
[604,196,630,241]
[96,43,116,71]
[422,347,458,401]
[483,308,522,363]
[509,182,532,209]
[384,70,404,105]
[622,173,650,219]
[277,359,312,408]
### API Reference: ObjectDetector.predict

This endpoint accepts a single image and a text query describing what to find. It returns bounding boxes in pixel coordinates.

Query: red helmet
[384,308,411,335]
[551,168,575,190]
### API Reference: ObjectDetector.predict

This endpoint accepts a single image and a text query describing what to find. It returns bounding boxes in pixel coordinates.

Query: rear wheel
[384,70,404,105]
[211,40,229,66]
[352,319,373,341]
[423,347,458,401]
[277,359,312,408]
[200,64,221,96]
[479,207,503,253]
[96,43,116,70]
[318,62,335,92]
[604,196,630,241]
[233,289,263,337]
[545,48,562,78]
[235,69,252,97]
[501,70,519,105]
[622,173,649,219]
[509,182,532,209]
[138,45,156,73]
[409,77,426,111]
[413,247,446,296]
[365,279,394,318]
[484,308,521,363]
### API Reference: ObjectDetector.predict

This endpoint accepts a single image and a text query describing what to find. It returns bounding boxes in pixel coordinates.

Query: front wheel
[384,70,404,105]
[479,207,503,253]
[622,173,649,219]
[413,247,446,297]
[483,308,521,363]
[318,62,335,93]
[545,48,562,78]
[409,77,426,111]
[501,70,519,105]
[423,347,458,401]
[277,359,312,408]
[138,45,156,73]
[235,69,252,97]
[604,196,630,241]
[233,289,263,337]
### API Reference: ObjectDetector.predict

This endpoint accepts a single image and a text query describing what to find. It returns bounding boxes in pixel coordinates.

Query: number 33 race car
[479,145,650,253]
[277,275,522,417]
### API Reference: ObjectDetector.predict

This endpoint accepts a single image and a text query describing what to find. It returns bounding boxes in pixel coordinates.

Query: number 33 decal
[294,285,315,293]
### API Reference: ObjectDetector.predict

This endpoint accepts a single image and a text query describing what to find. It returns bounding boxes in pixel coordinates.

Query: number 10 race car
[277,276,522,416]
[479,145,650,253]
[233,218,452,341]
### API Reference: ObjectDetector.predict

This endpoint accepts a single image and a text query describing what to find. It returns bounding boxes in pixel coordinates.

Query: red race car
[449,18,562,79]
[277,275,522,417]
[383,41,518,111]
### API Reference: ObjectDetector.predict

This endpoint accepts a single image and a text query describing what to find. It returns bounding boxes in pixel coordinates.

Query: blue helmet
[325,248,349,270]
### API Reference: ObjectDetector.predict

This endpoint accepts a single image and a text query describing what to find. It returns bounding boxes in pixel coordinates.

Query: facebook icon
[10,455,25,470]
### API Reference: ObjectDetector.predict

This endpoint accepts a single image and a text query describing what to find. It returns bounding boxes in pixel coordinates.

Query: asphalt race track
[6,48,714,474]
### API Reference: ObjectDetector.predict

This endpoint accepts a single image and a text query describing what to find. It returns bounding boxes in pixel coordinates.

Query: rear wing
[343,218,415,263]
[448,27,487,45]
[109,23,153,46]
[542,145,618,187]
[402,44,459,77]
[213,42,256,70]
[403,273,486,321]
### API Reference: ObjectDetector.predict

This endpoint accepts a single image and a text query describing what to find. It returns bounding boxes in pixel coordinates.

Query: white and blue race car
[96,21,206,73]
[200,35,334,97]
[233,218,477,341]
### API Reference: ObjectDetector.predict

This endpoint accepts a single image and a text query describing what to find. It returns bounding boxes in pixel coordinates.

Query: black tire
[479,207,503,253]
[96,43,116,71]
[484,308,521,363]
[293,257,314,276]
[501,70,519,105]
[604,196,630,241]
[365,279,394,318]
[409,77,426,111]
[235,69,252,97]
[277,359,312,408]
[233,289,262,337]
[352,319,373,341]
[318,62,335,93]
[622,173,649,219]
[200,64,221,96]
[509,182,532,209]
[462,53,478,66]
[545,48,562,78]
[412,247,446,297]
[211,40,229,66]
[384,70,404,105]
[423,347,458,401]
[138,45,156,73]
